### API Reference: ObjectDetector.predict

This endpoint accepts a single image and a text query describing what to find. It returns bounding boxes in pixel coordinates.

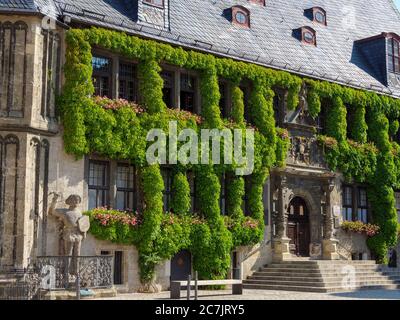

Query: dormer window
[388,37,400,74]
[248,0,265,5]
[313,7,327,25]
[301,27,317,45]
[232,6,250,28]
[305,7,327,26]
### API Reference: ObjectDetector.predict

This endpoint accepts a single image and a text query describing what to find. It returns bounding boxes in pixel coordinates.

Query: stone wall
[238,226,273,279]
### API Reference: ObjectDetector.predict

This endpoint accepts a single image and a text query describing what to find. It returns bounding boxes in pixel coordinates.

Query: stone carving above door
[288,136,325,168]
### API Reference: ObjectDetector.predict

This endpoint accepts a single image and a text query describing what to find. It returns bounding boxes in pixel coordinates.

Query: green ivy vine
[60,26,400,285]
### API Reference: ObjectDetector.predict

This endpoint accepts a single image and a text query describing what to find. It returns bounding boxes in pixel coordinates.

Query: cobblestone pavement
[96,289,400,300]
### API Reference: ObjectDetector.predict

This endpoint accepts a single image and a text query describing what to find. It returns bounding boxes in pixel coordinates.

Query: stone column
[272,175,292,262]
[322,179,339,260]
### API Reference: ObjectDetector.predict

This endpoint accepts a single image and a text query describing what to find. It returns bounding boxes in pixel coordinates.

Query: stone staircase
[243,260,400,293]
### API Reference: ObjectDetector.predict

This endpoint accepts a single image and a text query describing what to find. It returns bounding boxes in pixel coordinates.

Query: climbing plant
[60,26,400,284]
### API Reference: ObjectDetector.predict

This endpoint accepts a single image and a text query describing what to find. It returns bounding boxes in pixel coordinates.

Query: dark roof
[2,0,400,97]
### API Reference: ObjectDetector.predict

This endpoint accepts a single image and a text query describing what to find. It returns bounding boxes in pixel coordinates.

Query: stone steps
[245,279,399,288]
[243,283,400,293]
[248,275,400,282]
[243,260,400,293]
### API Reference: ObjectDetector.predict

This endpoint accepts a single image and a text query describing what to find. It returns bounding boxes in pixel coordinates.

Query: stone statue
[48,193,90,273]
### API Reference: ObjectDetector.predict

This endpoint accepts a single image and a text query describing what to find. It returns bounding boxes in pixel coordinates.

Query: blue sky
[396,0,400,9]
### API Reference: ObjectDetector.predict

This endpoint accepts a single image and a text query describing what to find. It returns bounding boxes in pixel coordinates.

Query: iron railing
[35,256,113,291]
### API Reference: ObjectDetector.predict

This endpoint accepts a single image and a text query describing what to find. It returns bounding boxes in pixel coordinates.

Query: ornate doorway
[287,197,310,257]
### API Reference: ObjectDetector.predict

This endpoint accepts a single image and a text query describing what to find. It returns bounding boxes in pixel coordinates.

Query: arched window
[301,27,317,46]
[313,7,327,25]
[232,6,250,28]
[388,37,400,74]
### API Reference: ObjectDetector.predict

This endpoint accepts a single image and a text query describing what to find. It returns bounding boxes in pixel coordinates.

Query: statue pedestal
[272,237,292,262]
[322,238,340,260]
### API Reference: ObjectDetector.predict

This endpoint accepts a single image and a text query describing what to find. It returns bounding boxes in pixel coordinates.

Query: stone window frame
[91,49,142,102]
[86,157,139,211]
[87,159,110,210]
[341,184,371,223]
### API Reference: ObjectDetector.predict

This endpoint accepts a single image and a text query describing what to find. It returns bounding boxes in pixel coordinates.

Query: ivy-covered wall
[59,27,400,287]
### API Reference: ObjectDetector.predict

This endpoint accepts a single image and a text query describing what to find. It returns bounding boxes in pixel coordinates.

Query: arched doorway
[287,197,310,257]
[171,250,192,281]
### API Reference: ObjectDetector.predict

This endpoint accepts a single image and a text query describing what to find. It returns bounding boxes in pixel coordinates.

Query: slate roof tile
[1,0,400,96]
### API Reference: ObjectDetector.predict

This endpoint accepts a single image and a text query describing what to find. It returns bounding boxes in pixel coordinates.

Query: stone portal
[271,170,339,261]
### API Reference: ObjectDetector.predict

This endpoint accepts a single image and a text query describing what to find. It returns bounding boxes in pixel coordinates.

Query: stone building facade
[0,0,400,292]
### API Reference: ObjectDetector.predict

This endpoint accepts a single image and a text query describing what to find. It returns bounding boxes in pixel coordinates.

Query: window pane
[389,56,394,73]
[116,191,125,210]
[119,63,137,101]
[89,162,108,187]
[388,39,393,53]
[117,165,134,188]
[343,186,352,206]
[161,71,174,108]
[358,188,367,207]
[181,92,195,112]
[394,40,399,56]
[92,56,111,73]
[180,74,195,92]
[101,77,109,97]
[89,189,97,210]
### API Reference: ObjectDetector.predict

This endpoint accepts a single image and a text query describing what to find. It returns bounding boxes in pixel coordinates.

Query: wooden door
[287,197,310,257]
[171,250,192,281]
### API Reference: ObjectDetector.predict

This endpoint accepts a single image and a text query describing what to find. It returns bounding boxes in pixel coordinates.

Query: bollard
[194,271,198,300]
[187,274,191,300]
